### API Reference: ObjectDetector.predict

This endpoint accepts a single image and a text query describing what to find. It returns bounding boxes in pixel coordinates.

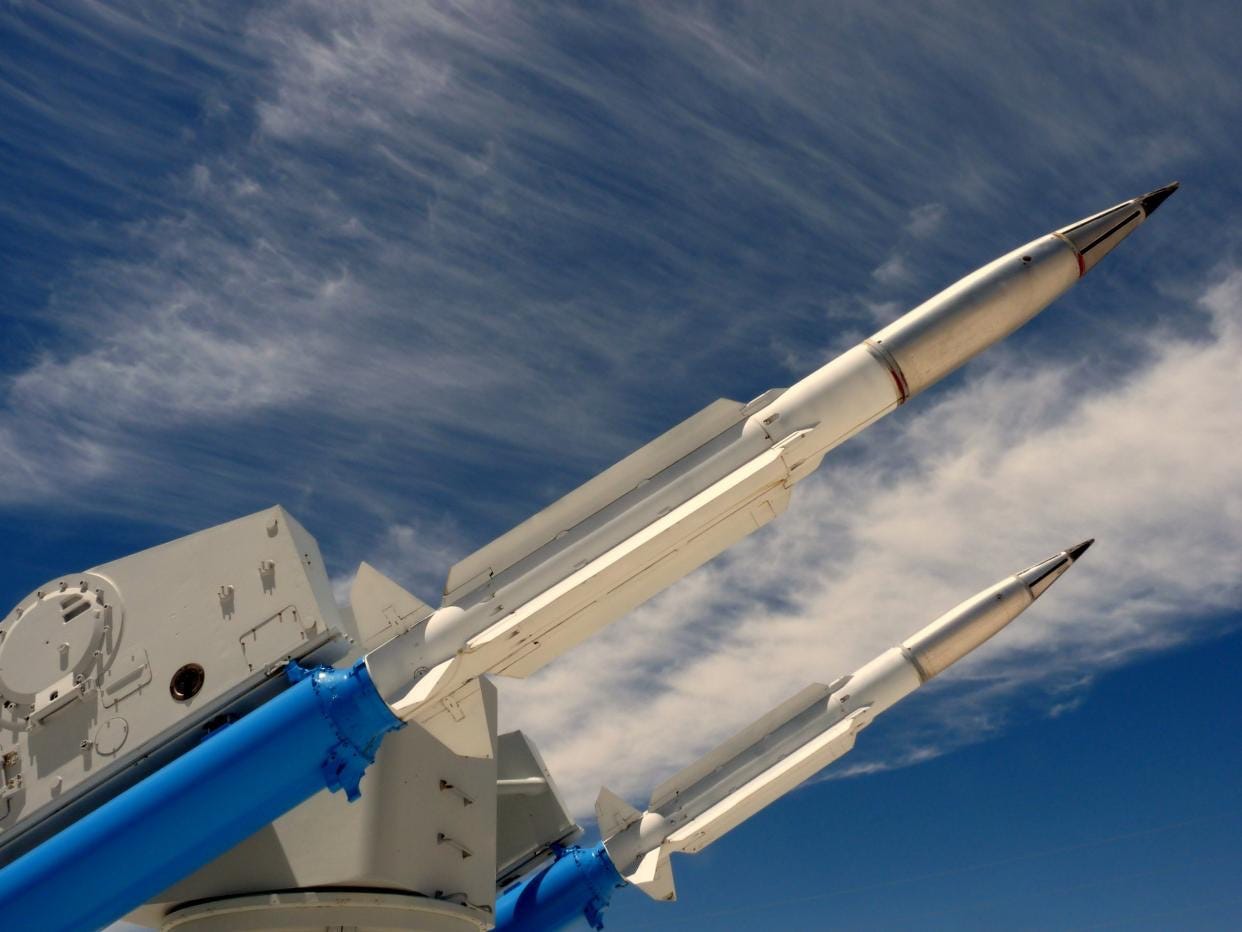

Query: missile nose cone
[1056,183,1177,276]
[1017,539,1092,599]
[1066,538,1094,562]
[1138,181,1179,217]
[901,543,1091,682]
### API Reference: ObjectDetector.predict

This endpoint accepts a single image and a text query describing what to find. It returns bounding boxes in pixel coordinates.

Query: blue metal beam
[494,843,625,932]
[0,661,400,932]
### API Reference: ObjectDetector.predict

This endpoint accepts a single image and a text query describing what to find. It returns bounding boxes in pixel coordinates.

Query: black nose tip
[1066,539,1094,561]
[1138,182,1179,217]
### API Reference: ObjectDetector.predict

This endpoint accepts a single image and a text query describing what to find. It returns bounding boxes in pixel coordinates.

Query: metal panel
[867,235,1078,396]
[442,391,784,606]
[0,506,347,862]
[495,731,582,889]
[457,451,793,684]
[350,562,435,652]
[648,683,833,813]
[666,709,869,854]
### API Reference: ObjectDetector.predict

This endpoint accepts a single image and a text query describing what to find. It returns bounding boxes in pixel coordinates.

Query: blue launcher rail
[0,661,400,932]
[495,843,626,932]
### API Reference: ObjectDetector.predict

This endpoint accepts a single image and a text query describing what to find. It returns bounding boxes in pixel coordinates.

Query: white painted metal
[648,682,836,814]
[0,507,348,863]
[442,390,785,607]
[494,731,582,888]
[901,576,1033,680]
[351,562,436,652]
[363,195,1155,738]
[1055,199,1143,275]
[160,890,491,932]
[601,544,1089,901]
[867,235,1079,396]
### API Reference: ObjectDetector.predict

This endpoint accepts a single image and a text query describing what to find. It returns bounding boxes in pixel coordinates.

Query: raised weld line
[1053,232,1087,277]
[864,340,910,404]
[900,646,932,684]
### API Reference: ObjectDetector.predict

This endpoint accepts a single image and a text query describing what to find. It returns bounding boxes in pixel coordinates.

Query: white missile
[360,186,1175,752]
[596,541,1093,902]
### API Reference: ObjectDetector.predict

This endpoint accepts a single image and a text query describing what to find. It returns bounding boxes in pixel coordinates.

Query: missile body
[493,543,1091,932]
[363,187,1174,746]
[600,542,1091,899]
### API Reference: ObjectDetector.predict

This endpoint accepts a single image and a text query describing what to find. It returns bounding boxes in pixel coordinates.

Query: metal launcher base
[161,890,490,932]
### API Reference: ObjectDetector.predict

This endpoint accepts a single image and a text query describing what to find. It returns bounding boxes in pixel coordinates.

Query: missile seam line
[1057,201,1126,234]
[863,340,910,404]
[1052,233,1087,277]
[900,645,931,683]
[1080,210,1141,255]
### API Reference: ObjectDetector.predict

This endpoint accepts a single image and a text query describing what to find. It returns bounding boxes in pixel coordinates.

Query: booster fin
[626,846,676,902]
[350,562,435,651]
[407,676,498,759]
[442,391,784,606]
[648,682,835,812]
[595,786,642,840]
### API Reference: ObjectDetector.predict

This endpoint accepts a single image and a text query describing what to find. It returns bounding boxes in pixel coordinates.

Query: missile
[361,186,1175,750]
[493,542,1091,932]
[597,541,1092,902]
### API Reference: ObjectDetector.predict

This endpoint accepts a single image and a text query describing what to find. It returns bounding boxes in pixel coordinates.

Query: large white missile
[596,541,1092,902]
[359,186,1175,752]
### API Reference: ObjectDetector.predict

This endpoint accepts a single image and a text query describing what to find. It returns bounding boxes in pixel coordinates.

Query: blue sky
[2,2,1240,929]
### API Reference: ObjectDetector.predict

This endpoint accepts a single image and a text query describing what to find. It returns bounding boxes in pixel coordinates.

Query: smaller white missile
[596,541,1093,902]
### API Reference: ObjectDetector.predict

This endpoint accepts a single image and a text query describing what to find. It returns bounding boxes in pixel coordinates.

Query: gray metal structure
[0,508,349,863]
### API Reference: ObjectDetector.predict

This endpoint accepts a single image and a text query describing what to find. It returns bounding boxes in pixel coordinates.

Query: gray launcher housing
[0,506,349,863]
[1,505,582,925]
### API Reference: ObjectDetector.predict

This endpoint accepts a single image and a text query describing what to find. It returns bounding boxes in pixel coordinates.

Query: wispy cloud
[4,0,1240,833]
[4,0,1236,550]
[499,270,1242,816]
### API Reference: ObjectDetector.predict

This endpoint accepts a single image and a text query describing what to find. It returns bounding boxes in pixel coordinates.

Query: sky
[1,1,1240,930]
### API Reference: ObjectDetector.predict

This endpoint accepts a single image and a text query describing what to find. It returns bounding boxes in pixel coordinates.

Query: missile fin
[625,846,677,902]
[596,786,643,840]
[456,451,793,681]
[491,487,791,679]
[666,708,870,855]
[350,562,435,651]
[649,682,834,812]
[442,390,784,606]
[405,676,498,759]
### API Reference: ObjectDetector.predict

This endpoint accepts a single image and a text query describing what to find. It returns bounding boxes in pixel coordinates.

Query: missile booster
[494,543,1091,932]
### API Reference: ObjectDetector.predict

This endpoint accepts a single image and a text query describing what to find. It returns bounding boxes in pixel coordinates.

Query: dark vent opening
[63,601,92,623]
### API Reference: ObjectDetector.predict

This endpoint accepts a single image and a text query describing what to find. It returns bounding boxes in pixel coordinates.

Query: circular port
[170,663,206,701]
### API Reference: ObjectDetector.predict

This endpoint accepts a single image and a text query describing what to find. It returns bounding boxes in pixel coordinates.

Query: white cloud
[870,253,911,285]
[905,203,947,238]
[498,270,1242,817]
